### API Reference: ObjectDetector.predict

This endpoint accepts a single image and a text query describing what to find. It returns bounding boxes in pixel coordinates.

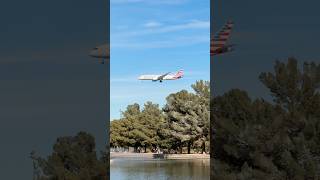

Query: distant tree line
[212,58,320,179]
[110,80,210,154]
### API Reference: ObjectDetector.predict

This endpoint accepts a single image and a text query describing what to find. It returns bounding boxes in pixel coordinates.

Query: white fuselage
[138,74,179,81]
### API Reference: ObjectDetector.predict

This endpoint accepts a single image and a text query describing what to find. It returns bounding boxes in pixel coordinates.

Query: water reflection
[111,159,210,180]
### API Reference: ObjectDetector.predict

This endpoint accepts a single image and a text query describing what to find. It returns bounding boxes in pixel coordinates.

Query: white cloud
[157,20,209,32]
[112,20,210,39]
[143,21,163,28]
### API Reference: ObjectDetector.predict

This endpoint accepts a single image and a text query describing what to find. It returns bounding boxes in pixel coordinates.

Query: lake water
[110,159,210,180]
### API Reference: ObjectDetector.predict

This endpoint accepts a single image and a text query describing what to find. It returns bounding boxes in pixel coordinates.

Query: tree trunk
[187,141,191,154]
[202,140,206,154]
[180,144,183,154]
[144,145,147,153]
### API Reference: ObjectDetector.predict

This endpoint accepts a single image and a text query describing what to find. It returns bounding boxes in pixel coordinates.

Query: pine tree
[212,58,320,179]
[163,81,210,154]
[31,132,108,180]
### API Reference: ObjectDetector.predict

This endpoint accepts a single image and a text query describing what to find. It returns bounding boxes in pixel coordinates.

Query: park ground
[110,152,210,160]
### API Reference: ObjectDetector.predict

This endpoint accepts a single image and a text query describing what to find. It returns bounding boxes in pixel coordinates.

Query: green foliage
[110,80,210,154]
[110,101,166,152]
[163,81,210,153]
[31,132,108,180]
[212,58,320,179]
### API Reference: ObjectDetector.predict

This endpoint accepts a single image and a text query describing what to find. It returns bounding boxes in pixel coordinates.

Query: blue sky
[110,0,210,120]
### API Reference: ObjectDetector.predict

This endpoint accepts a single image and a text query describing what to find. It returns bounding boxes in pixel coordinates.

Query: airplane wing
[157,72,170,80]
[211,21,234,55]
[138,72,171,81]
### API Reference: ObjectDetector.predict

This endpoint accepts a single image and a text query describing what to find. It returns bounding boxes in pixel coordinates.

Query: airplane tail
[212,20,234,46]
[174,70,184,78]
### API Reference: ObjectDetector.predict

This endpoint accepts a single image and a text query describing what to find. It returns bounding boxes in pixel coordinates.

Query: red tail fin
[174,70,184,78]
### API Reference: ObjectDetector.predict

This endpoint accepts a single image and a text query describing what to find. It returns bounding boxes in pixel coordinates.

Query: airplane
[138,70,184,83]
[89,44,109,64]
[211,20,235,56]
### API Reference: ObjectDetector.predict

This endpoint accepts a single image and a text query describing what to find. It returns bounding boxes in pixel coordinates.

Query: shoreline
[110,152,210,160]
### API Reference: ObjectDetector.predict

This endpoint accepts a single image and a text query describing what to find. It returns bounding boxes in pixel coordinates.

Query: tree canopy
[110,80,210,154]
[30,132,108,180]
[212,58,320,179]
